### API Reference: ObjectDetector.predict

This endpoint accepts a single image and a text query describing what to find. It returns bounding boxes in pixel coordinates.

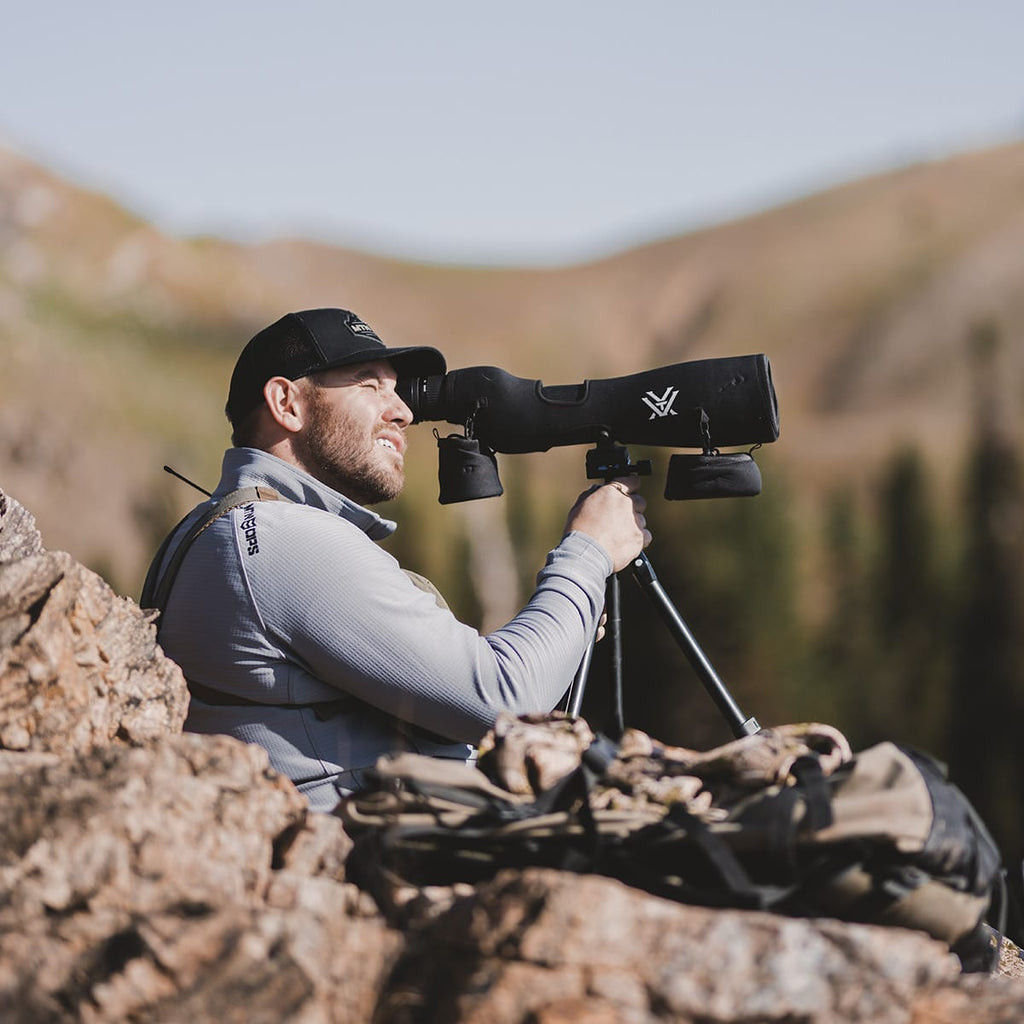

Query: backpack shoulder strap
[141,486,287,618]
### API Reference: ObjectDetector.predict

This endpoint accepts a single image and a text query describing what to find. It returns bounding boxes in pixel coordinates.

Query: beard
[297,385,405,506]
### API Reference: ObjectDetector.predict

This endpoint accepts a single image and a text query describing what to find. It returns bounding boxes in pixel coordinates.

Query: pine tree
[871,447,951,753]
[812,486,874,741]
[949,322,1024,862]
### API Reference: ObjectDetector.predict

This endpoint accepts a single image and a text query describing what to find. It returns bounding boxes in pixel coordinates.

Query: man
[144,308,650,811]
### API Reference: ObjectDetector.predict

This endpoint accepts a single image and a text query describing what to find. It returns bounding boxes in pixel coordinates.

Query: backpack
[337,713,1004,972]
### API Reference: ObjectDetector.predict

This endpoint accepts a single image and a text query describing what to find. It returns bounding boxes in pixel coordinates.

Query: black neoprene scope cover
[664,452,763,500]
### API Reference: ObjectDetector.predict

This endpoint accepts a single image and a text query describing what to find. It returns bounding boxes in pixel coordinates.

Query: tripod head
[585,435,652,482]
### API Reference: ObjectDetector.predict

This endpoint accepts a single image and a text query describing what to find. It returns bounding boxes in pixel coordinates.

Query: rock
[998,936,1024,981]
[0,547,188,753]
[911,971,1024,1024]
[0,735,308,916]
[0,733,394,1023]
[381,868,1024,1024]
[0,488,43,562]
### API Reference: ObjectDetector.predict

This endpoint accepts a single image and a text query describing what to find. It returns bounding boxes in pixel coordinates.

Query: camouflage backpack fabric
[337,713,1003,972]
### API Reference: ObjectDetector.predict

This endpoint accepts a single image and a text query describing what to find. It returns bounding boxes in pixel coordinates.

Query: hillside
[3,139,1024,598]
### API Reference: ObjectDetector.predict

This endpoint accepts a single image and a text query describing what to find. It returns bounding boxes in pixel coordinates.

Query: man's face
[295,360,413,506]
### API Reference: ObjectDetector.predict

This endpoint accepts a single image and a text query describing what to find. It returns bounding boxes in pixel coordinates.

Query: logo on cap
[347,316,381,342]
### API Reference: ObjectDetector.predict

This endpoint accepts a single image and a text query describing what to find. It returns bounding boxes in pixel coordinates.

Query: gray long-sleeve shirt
[152,447,613,810]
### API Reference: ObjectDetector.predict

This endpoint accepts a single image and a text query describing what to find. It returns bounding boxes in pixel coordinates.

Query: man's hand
[564,475,652,573]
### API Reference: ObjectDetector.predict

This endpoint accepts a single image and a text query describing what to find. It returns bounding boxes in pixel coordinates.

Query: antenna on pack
[163,465,212,497]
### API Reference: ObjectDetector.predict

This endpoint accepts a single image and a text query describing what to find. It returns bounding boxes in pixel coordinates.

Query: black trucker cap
[226,308,447,426]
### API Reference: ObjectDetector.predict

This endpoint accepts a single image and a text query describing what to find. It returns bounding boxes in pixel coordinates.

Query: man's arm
[248,480,647,742]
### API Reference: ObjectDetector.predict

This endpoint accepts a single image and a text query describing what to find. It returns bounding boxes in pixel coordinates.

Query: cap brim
[320,344,446,378]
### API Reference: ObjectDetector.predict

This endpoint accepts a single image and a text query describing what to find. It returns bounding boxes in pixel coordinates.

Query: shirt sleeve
[240,503,613,743]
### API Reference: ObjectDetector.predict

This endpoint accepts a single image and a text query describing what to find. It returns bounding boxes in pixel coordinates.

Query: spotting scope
[398,354,779,504]
[399,355,779,454]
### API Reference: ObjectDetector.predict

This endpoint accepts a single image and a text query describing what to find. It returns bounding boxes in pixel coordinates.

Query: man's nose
[387,390,414,427]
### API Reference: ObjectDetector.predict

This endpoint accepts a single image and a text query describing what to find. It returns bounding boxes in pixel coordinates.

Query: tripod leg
[630,552,760,738]
[608,573,624,736]
[565,632,596,719]
[564,573,620,722]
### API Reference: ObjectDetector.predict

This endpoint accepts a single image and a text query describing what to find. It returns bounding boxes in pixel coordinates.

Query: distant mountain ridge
[2,139,1024,593]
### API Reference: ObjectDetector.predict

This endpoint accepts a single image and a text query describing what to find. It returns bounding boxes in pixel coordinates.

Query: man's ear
[263,377,307,434]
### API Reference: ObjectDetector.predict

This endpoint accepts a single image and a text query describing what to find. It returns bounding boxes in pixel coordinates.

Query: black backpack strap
[141,486,287,619]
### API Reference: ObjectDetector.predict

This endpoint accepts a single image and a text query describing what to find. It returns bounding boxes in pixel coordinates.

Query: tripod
[563,439,761,740]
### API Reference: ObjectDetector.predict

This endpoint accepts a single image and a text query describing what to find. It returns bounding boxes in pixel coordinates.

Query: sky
[2,1,1023,266]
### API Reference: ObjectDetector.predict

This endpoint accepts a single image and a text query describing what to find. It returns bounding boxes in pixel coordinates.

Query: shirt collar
[215,447,397,540]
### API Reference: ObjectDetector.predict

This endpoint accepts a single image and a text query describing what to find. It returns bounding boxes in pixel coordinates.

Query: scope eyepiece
[398,374,446,422]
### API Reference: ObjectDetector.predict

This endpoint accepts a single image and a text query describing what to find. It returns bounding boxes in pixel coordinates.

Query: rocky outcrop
[0,736,390,1023]
[1,485,1023,1023]
[0,489,42,562]
[380,868,1018,1024]
[0,493,187,754]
